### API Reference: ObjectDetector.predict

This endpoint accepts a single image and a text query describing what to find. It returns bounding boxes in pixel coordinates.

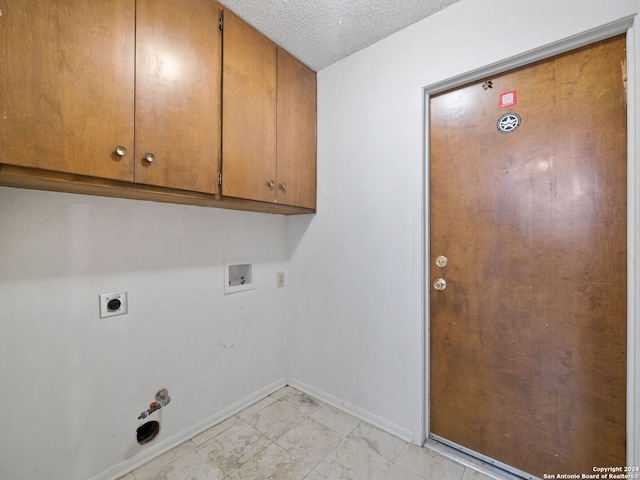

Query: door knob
[435,256,448,268]
[280,183,287,192]
[433,278,447,291]
[114,146,128,157]
[144,152,155,163]
[268,180,275,190]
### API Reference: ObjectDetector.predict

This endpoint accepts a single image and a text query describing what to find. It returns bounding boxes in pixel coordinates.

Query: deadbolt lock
[435,255,448,268]
[433,278,447,291]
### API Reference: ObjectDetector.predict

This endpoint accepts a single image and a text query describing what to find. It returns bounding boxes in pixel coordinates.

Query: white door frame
[422,15,639,471]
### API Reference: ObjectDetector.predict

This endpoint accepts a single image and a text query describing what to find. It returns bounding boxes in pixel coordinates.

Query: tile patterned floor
[119,386,494,480]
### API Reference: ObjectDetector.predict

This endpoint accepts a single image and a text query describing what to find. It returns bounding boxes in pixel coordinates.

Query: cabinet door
[276,49,317,209]
[135,0,221,193]
[221,9,277,203]
[0,0,135,180]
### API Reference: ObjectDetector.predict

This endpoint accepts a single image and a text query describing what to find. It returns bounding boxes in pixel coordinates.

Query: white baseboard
[90,377,288,480]
[286,377,413,443]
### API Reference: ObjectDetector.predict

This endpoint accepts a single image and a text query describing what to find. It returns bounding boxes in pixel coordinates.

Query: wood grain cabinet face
[276,48,317,210]
[135,0,221,194]
[221,10,317,210]
[221,9,278,204]
[0,0,221,194]
[1,1,313,213]
[0,0,136,181]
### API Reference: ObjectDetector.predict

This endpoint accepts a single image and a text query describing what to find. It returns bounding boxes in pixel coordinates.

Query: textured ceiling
[218,0,462,71]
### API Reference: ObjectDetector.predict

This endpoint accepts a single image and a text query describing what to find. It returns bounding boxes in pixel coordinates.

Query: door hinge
[218,15,223,31]
[217,172,222,186]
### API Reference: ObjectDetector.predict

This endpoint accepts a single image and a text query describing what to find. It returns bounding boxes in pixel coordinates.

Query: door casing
[421,15,639,472]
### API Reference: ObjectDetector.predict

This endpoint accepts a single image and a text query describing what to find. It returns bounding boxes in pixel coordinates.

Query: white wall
[287,0,640,454]
[0,188,290,480]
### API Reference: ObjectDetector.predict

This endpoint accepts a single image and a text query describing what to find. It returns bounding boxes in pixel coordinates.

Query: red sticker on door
[499,90,517,108]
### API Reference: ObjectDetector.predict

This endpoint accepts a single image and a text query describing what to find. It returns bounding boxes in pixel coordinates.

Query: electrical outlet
[277,272,285,288]
[99,292,128,318]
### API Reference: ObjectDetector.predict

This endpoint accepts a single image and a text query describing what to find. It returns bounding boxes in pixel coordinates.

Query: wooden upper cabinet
[1,1,313,212]
[0,0,221,194]
[135,0,221,194]
[221,9,278,203]
[221,10,317,210]
[0,0,135,181]
[276,48,317,210]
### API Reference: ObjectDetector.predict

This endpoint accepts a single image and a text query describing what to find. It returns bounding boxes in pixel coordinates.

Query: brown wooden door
[429,35,627,477]
[221,9,277,203]
[135,0,221,193]
[276,48,317,209]
[0,0,135,180]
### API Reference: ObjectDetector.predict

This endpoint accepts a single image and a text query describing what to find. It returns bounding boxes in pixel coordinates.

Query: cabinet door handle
[268,180,275,190]
[115,146,128,157]
[280,183,287,192]
[144,152,155,163]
